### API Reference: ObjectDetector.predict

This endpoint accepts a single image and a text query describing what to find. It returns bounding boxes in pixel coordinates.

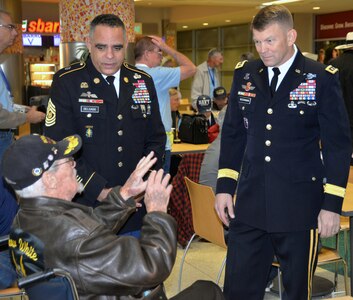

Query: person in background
[169,88,182,134]
[331,32,353,162]
[317,48,325,63]
[239,51,255,62]
[196,95,216,128]
[199,105,227,192]
[0,9,45,289]
[2,134,224,300]
[134,36,196,173]
[44,14,166,238]
[215,5,351,300]
[191,48,223,110]
[212,86,228,120]
[324,46,338,65]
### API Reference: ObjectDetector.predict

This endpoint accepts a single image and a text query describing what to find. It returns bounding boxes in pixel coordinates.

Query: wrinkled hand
[318,209,340,238]
[26,106,45,124]
[149,35,169,52]
[120,152,157,201]
[215,193,234,226]
[144,169,172,213]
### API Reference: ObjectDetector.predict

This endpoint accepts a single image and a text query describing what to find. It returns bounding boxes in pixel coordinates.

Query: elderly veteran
[2,134,224,300]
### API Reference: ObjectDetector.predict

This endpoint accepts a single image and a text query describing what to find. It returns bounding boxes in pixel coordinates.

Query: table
[171,142,209,155]
[341,182,353,296]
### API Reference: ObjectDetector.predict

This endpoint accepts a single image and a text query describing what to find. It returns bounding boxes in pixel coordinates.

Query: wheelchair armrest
[18,269,55,289]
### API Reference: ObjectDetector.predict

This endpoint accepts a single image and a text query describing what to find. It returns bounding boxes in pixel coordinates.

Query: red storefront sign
[316,10,353,40]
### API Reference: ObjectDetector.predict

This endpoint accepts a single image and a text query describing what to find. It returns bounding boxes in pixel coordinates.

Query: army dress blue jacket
[44,57,166,232]
[216,50,352,232]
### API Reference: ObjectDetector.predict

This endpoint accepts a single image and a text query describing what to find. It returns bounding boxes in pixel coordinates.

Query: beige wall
[293,13,315,53]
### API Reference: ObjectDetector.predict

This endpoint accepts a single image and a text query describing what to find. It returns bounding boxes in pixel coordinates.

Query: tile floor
[164,240,349,299]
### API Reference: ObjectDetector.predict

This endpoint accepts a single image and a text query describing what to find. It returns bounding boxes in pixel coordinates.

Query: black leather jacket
[12,187,177,299]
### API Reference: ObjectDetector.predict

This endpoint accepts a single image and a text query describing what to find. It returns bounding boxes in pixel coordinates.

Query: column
[59,0,135,67]
[0,0,24,105]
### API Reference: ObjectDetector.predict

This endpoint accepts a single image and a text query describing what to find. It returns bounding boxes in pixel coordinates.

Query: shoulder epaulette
[325,65,338,74]
[123,62,151,78]
[59,61,86,78]
[235,60,248,70]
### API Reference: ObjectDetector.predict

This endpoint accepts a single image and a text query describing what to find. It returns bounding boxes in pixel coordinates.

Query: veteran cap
[1,134,82,190]
[213,86,227,99]
[196,95,212,113]
[335,32,353,50]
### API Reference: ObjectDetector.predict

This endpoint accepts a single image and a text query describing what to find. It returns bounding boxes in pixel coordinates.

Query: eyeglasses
[0,24,17,31]
[54,157,75,168]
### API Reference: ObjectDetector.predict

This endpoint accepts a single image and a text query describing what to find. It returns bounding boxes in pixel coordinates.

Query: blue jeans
[0,131,14,160]
[0,250,17,289]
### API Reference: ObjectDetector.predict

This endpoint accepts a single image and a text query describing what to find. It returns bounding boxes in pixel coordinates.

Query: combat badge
[45,99,56,127]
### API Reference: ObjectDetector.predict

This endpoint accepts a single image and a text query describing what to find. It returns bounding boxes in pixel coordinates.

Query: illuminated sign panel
[22,34,42,46]
[22,18,60,33]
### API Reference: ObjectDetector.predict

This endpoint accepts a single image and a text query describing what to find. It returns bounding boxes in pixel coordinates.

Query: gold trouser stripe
[307,228,319,300]
[324,183,346,198]
[83,172,96,189]
[217,168,239,180]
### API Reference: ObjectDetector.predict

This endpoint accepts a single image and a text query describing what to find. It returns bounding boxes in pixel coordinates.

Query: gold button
[300,110,304,115]
[265,156,271,162]
[118,146,123,152]
[312,177,316,181]
[87,113,92,118]
[267,108,273,114]
[143,114,147,118]
[266,124,272,130]
[242,106,245,110]
[265,140,271,146]
[118,130,123,136]
[117,114,123,120]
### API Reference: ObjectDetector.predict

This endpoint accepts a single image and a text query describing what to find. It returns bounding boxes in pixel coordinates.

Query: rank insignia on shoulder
[235,60,248,70]
[45,99,56,127]
[325,65,338,74]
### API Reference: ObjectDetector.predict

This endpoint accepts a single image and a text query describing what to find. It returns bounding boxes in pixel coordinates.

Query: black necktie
[106,75,118,99]
[270,67,280,97]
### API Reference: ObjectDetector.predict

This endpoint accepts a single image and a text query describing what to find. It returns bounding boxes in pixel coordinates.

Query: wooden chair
[275,233,349,299]
[178,177,227,292]
[0,285,26,299]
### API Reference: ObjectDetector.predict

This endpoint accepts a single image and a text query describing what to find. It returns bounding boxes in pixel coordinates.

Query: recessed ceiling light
[203,23,209,26]
[262,0,303,5]
[182,25,188,29]
[313,6,320,10]
[225,20,231,23]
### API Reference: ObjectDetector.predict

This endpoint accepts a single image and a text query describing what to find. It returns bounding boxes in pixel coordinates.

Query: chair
[1,234,79,300]
[178,177,227,292]
[275,233,349,299]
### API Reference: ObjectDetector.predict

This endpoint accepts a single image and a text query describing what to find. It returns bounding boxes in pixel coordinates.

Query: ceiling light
[262,0,303,5]
[182,25,188,29]
[225,20,231,23]
[203,23,209,26]
[313,6,320,10]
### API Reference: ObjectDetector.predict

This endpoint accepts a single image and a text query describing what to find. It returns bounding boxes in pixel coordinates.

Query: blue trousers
[0,250,17,289]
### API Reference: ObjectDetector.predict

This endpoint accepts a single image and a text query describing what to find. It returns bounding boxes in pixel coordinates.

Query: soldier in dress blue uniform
[215,5,352,300]
[44,14,166,236]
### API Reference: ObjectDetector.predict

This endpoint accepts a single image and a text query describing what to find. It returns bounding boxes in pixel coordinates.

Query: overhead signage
[22,34,42,47]
[22,18,60,34]
[316,10,353,40]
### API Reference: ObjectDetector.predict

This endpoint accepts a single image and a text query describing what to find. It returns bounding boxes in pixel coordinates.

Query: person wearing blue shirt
[135,36,196,172]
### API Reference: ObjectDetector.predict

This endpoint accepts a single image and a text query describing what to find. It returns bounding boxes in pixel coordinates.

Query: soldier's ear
[287,29,297,46]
